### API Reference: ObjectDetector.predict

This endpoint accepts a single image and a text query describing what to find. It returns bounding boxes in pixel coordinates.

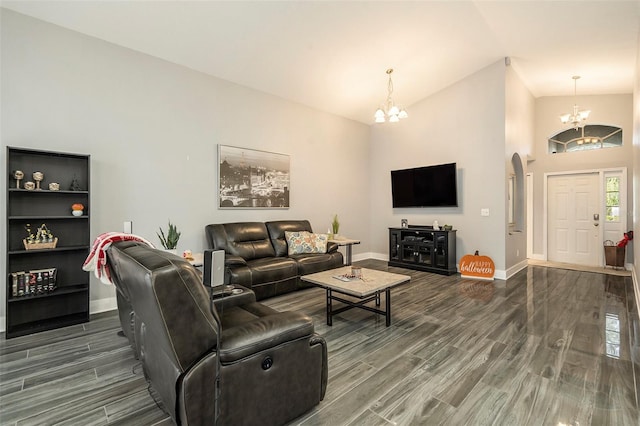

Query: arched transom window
[548,125,622,154]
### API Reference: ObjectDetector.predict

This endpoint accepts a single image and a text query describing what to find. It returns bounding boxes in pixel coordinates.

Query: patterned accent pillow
[285,231,328,255]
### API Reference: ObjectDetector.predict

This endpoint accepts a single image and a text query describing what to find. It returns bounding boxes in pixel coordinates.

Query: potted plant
[157,221,181,254]
[331,214,340,238]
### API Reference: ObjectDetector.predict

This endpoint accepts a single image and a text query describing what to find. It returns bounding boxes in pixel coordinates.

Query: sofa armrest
[219,311,315,363]
[225,254,247,266]
[327,242,339,253]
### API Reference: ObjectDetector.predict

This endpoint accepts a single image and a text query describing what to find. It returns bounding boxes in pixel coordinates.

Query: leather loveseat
[205,220,343,300]
[106,241,328,426]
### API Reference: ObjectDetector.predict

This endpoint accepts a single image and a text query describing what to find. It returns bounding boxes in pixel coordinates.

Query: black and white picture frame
[218,145,290,209]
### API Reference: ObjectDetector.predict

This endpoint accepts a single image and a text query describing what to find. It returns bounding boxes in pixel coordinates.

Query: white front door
[547,173,600,265]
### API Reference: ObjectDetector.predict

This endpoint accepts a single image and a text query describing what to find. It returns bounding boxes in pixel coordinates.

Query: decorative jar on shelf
[71,203,84,216]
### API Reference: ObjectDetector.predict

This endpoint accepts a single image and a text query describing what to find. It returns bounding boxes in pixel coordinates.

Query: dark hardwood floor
[1,260,639,425]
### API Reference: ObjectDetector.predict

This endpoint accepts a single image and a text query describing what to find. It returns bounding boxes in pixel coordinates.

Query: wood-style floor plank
[0,261,638,425]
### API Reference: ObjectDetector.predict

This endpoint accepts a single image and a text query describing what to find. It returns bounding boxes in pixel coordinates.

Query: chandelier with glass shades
[560,76,590,130]
[374,68,408,123]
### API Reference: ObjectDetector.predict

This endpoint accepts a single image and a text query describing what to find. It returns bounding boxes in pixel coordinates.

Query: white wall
[529,94,634,257]
[369,60,508,272]
[505,64,535,274]
[0,10,371,327]
[633,27,640,319]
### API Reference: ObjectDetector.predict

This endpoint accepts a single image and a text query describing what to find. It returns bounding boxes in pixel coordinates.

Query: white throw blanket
[83,232,154,285]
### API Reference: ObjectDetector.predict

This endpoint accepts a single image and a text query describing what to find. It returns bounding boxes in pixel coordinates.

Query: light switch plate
[481,208,490,217]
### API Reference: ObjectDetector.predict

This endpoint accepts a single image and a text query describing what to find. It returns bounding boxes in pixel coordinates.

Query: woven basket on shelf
[23,237,58,250]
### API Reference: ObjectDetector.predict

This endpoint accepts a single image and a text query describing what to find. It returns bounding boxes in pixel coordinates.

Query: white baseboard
[505,259,528,279]
[529,253,545,261]
[366,252,388,262]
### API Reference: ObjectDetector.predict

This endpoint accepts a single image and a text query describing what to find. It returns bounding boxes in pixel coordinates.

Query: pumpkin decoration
[459,250,495,281]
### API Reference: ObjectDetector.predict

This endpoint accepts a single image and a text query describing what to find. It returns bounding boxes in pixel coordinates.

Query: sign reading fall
[460,251,495,281]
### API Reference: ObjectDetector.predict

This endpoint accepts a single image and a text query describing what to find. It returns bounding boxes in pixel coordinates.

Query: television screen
[391,163,458,208]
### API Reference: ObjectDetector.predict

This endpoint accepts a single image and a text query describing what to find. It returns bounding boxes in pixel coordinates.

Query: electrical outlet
[124,221,132,234]
[481,208,490,217]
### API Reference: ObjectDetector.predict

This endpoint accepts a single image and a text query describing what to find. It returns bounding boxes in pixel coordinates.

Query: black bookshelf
[6,147,90,338]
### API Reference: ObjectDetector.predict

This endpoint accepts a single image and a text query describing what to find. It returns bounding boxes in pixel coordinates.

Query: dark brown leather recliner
[106,241,328,426]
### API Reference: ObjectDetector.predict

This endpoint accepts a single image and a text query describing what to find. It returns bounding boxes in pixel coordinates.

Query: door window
[605,176,620,222]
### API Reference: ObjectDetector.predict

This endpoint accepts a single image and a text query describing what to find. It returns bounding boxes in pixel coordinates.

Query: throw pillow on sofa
[285,231,328,254]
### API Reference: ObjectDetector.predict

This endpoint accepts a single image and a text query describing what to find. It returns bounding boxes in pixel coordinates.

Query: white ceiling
[2,1,639,124]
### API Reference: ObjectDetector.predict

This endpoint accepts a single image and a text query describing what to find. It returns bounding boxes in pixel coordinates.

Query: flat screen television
[391,163,458,208]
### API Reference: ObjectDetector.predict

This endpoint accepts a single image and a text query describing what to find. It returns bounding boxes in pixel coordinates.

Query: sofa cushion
[216,301,315,363]
[246,257,298,285]
[285,231,328,254]
[291,253,344,276]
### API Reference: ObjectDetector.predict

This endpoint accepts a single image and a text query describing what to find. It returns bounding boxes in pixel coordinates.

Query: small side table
[328,236,361,266]
[187,252,204,267]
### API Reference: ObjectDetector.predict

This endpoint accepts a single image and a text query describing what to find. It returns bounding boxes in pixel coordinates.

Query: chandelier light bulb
[560,76,589,130]
[373,68,408,123]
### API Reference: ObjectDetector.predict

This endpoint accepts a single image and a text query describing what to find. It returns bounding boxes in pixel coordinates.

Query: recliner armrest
[212,286,256,310]
[219,311,314,363]
[225,254,247,266]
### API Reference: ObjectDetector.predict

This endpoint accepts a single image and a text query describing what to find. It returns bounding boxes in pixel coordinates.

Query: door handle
[593,213,599,221]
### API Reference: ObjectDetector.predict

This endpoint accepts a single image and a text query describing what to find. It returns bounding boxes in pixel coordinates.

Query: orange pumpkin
[459,251,495,280]
[71,203,84,211]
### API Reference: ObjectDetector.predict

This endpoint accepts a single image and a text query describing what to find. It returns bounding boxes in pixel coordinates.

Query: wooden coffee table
[301,266,411,326]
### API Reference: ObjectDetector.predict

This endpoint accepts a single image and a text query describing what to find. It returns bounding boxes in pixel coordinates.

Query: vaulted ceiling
[3,1,639,124]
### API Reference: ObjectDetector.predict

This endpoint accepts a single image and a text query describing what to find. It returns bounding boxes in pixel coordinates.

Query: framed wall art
[218,145,290,209]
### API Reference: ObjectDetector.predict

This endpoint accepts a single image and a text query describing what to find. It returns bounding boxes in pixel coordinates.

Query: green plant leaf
[157,220,181,249]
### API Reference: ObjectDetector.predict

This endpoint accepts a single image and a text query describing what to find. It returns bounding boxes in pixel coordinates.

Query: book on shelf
[9,268,57,298]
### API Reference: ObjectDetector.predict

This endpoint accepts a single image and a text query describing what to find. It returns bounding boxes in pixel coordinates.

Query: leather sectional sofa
[106,240,328,426]
[205,220,343,300]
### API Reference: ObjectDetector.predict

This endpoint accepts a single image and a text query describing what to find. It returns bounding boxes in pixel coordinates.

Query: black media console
[388,226,457,275]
